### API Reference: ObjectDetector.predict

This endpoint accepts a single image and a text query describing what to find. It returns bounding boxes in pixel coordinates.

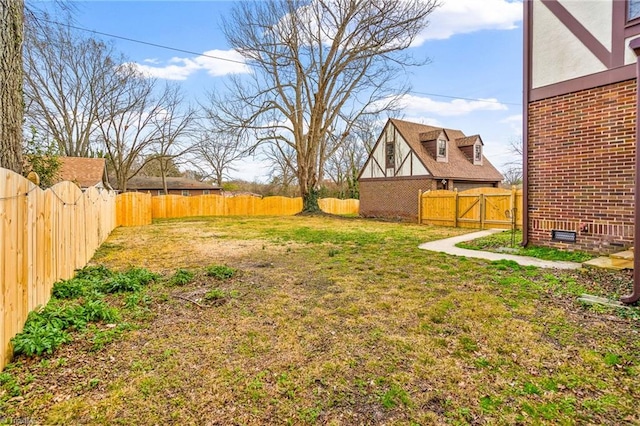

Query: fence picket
[0,168,117,370]
[117,194,356,225]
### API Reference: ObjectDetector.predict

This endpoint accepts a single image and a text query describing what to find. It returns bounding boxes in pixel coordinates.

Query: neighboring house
[122,176,223,196]
[524,0,640,254]
[358,118,503,220]
[56,157,110,190]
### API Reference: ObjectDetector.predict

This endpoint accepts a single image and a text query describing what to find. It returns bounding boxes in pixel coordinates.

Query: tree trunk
[0,0,24,173]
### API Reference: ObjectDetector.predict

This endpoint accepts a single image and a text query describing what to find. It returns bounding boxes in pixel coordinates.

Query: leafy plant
[52,279,87,299]
[101,268,157,293]
[11,321,71,357]
[169,269,195,286]
[204,288,226,301]
[206,265,237,280]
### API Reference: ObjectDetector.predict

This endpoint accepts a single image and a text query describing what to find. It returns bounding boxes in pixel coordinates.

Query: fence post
[454,188,459,228]
[479,194,485,230]
[418,189,422,224]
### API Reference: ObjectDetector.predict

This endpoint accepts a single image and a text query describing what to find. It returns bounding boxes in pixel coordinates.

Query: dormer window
[437,139,447,158]
[474,144,482,163]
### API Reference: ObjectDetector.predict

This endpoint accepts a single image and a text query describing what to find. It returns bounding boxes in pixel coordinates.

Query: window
[203,189,210,195]
[474,144,482,163]
[437,139,447,158]
[385,142,395,169]
[181,190,190,196]
[630,0,640,20]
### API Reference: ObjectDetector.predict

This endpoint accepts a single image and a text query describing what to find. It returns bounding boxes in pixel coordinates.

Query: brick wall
[359,178,436,220]
[528,79,636,254]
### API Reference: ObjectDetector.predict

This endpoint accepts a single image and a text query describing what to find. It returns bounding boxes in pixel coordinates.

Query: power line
[409,91,520,106]
[40,18,247,66]
[40,17,521,107]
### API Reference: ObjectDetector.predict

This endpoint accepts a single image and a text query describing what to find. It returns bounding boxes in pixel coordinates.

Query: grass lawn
[456,230,595,263]
[1,216,639,425]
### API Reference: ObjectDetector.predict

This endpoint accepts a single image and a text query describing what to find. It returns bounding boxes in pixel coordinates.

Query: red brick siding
[360,178,437,220]
[528,79,636,254]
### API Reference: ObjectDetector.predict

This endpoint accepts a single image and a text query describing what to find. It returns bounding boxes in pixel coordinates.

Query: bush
[206,265,237,280]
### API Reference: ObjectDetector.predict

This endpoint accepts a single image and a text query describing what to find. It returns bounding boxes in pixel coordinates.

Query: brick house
[524,0,640,254]
[358,118,503,220]
[121,176,222,196]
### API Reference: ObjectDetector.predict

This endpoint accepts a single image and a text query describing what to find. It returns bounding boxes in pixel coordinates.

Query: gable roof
[124,176,221,191]
[389,118,503,181]
[57,157,107,188]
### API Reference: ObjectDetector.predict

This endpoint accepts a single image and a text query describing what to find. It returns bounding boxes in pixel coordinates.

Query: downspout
[522,0,531,247]
[622,38,640,304]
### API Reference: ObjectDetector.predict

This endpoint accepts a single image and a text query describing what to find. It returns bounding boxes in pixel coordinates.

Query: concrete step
[611,250,634,266]
[583,256,633,271]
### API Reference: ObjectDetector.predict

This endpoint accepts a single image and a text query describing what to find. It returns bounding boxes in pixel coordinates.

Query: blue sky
[39,0,523,181]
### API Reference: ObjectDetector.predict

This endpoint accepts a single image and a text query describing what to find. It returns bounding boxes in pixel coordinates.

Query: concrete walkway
[418,229,582,270]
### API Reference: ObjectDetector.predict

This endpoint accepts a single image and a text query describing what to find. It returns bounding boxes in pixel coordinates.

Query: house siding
[359,178,436,220]
[527,78,636,254]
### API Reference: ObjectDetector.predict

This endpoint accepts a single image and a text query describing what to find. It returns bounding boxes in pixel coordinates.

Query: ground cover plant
[0,216,638,425]
[456,229,594,263]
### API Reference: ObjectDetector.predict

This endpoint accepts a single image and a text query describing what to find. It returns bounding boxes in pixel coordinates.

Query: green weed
[206,265,237,280]
[168,269,195,286]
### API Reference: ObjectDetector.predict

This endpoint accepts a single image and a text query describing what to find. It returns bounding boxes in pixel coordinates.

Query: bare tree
[193,128,247,187]
[501,135,523,186]
[0,0,24,173]
[264,141,298,196]
[23,14,125,157]
[212,0,438,211]
[149,85,196,193]
[97,69,175,192]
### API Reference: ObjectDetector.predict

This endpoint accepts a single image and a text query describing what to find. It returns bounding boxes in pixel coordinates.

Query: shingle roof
[57,157,107,188]
[456,135,481,147]
[124,176,221,191]
[419,130,444,141]
[389,118,503,181]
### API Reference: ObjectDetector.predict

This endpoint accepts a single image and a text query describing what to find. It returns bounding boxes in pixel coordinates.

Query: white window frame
[474,143,482,164]
[437,139,447,160]
[181,190,190,196]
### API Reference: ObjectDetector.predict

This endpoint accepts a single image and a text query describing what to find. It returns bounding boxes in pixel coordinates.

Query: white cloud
[414,0,522,45]
[130,49,250,81]
[501,114,523,134]
[396,94,508,116]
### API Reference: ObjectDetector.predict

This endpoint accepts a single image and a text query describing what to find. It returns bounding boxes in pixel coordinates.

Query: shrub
[206,265,237,280]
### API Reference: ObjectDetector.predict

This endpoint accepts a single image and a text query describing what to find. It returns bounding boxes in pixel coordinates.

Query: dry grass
[1,216,639,425]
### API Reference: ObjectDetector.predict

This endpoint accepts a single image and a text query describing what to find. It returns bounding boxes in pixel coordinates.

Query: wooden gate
[419,187,522,229]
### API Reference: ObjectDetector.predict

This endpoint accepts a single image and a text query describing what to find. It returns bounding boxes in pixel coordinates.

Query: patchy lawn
[1,216,639,425]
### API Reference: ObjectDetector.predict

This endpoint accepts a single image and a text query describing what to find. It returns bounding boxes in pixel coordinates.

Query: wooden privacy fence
[0,168,117,369]
[117,194,359,226]
[419,187,523,230]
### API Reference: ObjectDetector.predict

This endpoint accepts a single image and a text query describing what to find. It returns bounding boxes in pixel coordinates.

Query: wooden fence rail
[117,194,359,226]
[419,187,522,230]
[1,168,116,369]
